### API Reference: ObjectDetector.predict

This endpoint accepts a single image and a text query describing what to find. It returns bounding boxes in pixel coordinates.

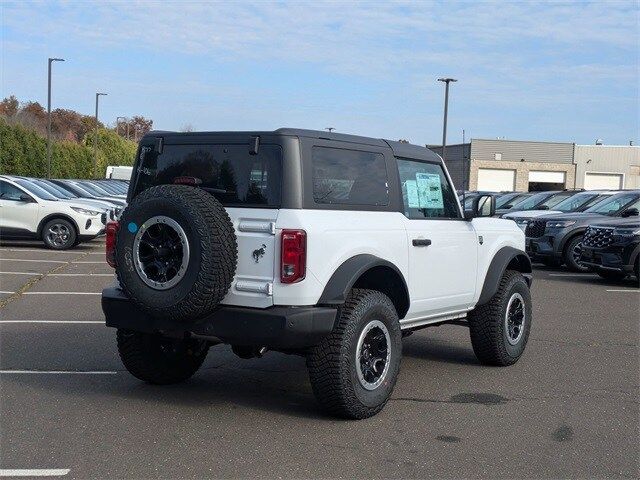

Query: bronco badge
[252,244,267,263]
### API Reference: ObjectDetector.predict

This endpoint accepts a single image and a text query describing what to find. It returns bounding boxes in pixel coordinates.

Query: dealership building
[429,139,640,192]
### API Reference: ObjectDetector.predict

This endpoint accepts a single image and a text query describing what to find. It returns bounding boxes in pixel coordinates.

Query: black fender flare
[36,213,80,239]
[557,228,587,255]
[318,254,409,309]
[477,246,532,306]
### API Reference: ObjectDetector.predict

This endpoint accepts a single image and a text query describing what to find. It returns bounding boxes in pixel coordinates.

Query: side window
[0,181,27,201]
[396,158,460,219]
[312,147,389,206]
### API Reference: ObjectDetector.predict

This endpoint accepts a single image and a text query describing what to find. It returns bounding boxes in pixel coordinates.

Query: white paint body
[221,206,525,329]
[0,177,105,239]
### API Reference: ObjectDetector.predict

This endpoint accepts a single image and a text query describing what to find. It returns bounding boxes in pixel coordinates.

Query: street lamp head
[49,58,65,62]
[97,92,108,96]
[437,77,457,83]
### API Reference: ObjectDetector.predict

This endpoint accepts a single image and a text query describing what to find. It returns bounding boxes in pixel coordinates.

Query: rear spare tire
[115,185,237,321]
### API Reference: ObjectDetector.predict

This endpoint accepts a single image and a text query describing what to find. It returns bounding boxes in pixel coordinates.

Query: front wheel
[117,329,209,384]
[468,270,532,366]
[563,235,590,272]
[42,218,77,250]
[306,289,402,419]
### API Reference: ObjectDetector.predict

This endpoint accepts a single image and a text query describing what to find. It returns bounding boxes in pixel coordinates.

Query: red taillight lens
[280,229,306,284]
[105,221,120,268]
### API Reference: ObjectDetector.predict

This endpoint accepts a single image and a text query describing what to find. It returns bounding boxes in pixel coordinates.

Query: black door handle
[412,238,432,247]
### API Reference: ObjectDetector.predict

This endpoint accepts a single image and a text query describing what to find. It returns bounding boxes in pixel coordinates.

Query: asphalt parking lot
[0,242,638,479]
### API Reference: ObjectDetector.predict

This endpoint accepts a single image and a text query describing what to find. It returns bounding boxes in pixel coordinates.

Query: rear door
[397,159,478,319]
[132,139,283,308]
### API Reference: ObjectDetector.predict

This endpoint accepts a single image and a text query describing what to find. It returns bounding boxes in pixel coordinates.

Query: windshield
[509,192,552,210]
[584,193,640,215]
[538,192,574,209]
[14,179,58,201]
[42,180,78,198]
[496,193,524,209]
[74,182,106,197]
[31,179,71,199]
[553,193,600,212]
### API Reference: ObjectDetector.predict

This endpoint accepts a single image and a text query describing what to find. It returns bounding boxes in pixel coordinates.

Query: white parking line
[0,259,68,264]
[0,247,102,254]
[0,469,70,477]
[0,320,103,324]
[0,272,40,276]
[0,370,117,375]
[0,272,112,277]
[606,289,639,293]
[0,259,105,264]
[22,292,102,296]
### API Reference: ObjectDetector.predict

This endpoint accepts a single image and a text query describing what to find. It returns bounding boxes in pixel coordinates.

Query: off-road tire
[306,289,402,419]
[116,329,209,384]
[115,185,237,321]
[596,270,627,281]
[468,270,532,366]
[563,235,589,272]
[42,218,77,250]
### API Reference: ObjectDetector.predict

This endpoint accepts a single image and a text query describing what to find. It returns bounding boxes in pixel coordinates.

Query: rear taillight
[105,221,120,268]
[280,229,306,284]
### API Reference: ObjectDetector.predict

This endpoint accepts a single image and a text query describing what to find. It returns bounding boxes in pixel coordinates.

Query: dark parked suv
[526,191,640,271]
[580,218,640,281]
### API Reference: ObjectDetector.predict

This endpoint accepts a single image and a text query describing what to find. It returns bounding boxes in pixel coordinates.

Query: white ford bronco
[102,128,533,419]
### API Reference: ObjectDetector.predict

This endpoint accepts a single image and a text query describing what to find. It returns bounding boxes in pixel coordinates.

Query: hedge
[0,119,137,179]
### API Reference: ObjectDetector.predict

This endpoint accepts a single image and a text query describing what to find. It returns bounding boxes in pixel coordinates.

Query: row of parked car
[0,175,128,249]
[460,189,640,281]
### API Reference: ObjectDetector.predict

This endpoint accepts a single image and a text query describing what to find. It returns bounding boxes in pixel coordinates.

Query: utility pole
[94,92,107,178]
[437,77,457,163]
[46,57,65,178]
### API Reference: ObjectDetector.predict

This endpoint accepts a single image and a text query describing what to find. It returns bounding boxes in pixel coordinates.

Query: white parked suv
[102,129,533,419]
[0,176,106,249]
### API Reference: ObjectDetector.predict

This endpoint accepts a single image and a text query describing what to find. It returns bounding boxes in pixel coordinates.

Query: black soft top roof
[144,128,442,164]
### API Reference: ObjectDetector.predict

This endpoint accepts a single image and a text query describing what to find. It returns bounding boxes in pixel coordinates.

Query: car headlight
[546,220,576,229]
[71,206,102,216]
[614,227,640,236]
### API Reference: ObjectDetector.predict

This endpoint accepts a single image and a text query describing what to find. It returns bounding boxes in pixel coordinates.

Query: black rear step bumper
[102,287,337,349]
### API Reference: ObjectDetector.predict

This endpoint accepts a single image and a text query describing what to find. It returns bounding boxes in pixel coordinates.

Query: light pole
[47,57,65,178]
[437,77,457,163]
[94,92,107,178]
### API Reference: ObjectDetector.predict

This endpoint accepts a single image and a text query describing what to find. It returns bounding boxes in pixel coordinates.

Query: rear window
[312,146,389,206]
[134,144,282,207]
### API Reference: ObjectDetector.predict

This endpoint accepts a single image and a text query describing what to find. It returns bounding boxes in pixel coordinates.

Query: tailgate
[222,207,278,308]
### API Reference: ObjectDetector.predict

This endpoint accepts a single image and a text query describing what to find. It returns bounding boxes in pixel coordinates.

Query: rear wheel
[563,235,590,272]
[468,270,532,366]
[307,289,402,419]
[42,218,77,250]
[117,329,209,384]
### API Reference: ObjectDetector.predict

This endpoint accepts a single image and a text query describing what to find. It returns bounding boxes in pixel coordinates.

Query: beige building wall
[574,145,640,189]
[468,159,576,191]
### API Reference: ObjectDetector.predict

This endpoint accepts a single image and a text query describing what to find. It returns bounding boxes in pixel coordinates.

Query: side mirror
[539,205,549,210]
[465,194,495,219]
[503,204,513,209]
[19,193,34,203]
[621,207,639,218]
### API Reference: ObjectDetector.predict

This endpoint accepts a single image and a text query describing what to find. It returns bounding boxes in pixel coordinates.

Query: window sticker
[404,180,420,208]
[416,173,444,209]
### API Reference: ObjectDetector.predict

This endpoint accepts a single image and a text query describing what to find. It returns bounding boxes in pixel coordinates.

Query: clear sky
[2,1,638,146]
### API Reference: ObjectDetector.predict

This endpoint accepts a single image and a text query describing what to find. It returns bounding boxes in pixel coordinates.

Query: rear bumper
[102,287,337,349]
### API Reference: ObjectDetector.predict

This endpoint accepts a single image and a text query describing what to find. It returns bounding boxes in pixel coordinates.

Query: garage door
[477,168,516,191]
[528,171,566,184]
[584,173,623,190]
